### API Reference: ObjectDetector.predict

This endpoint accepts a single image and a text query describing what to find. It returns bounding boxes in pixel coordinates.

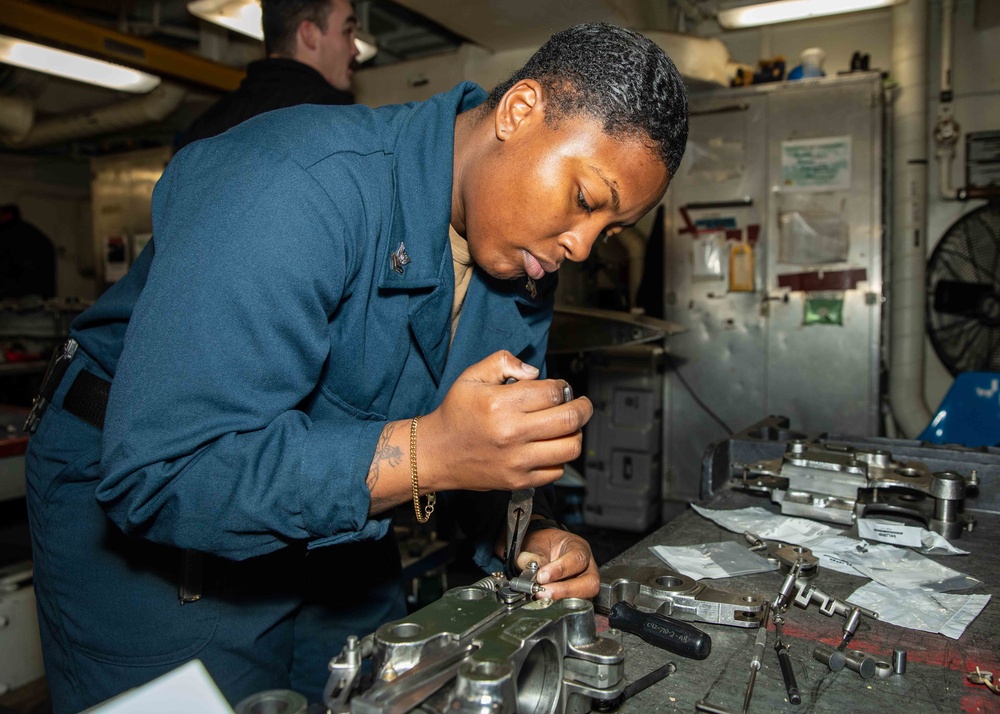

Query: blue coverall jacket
[25,82,554,712]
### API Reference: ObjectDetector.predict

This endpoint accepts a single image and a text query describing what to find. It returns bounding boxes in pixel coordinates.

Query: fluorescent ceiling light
[717,0,903,29]
[188,0,262,40]
[188,0,377,62]
[355,32,378,64]
[0,34,161,93]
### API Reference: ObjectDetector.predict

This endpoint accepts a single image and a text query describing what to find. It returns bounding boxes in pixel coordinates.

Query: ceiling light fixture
[717,0,904,29]
[187,0,377,62]
[0,34,161,92]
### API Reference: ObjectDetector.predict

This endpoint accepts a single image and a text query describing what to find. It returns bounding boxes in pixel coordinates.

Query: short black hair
[487,23,688,177]
[261,0,336,56]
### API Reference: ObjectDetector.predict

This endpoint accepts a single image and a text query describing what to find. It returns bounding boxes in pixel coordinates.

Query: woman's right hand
[419,350,592,493]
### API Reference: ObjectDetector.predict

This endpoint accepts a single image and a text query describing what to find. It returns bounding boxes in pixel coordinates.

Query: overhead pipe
[889,0,933,438]
[934,0,963,201]
[0,95,34,142]
[1,82,185,148]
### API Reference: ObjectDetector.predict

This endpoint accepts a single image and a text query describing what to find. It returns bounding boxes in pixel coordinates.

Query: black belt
[24,339,111,432]
[64,369,111,429]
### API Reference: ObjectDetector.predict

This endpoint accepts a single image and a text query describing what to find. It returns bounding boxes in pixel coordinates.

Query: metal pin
[843,649,876,679]
[813,643,846,672]
[892,648,907,675]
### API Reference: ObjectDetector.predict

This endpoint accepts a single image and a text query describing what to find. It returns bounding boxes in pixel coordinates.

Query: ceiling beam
[0,0,244,92]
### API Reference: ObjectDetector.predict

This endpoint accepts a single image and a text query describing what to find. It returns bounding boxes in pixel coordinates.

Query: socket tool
[609,601,712,660]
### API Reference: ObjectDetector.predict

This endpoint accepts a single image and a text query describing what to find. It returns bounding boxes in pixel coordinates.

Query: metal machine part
[789,577,877,651]
[875,661,893,679]
[745,532,819,580]
[731,437,976,538]
[324,573,625,714]
[596,565,766,628]
[704,415,1000,518]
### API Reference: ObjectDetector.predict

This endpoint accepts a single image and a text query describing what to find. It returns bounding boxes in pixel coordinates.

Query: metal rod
[741,603,770,714]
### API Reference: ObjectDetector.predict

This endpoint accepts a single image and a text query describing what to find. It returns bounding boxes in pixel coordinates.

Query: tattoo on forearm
[367,422,403,492]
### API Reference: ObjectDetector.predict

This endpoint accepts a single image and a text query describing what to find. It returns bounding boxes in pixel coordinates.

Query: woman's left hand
[517,527,600,600]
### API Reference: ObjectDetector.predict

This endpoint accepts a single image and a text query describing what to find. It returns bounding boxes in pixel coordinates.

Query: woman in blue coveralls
[23,23,688,713]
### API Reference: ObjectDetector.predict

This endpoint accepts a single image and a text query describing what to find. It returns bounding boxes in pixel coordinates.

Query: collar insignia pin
[525,277,537,299]
[390,242,411,274]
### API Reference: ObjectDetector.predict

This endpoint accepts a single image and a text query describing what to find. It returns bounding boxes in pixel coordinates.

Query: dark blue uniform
[25,82,554,712]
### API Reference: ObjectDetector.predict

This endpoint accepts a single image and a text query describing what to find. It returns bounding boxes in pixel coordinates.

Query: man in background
[177,0,358,149]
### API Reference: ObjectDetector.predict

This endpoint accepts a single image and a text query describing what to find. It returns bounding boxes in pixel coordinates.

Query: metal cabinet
[663,74,884,501]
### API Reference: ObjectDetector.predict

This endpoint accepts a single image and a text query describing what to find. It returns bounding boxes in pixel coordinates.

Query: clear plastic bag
[848,581,990,639]
[649,540,778,580]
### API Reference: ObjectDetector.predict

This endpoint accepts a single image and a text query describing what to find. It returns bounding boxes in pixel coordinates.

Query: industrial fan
[926,202,1000,375]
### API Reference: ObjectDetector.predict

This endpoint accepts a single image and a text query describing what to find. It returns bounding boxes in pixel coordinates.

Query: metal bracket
[595,565,766,628]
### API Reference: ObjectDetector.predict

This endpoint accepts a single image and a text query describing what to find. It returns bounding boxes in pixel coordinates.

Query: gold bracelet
[410,416,435,523]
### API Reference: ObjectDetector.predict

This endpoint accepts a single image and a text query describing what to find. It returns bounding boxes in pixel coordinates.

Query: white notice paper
[781,136,852,192]
[857,518,923,548]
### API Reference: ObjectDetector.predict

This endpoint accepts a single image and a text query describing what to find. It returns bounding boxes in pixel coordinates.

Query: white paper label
[857,519,923,548]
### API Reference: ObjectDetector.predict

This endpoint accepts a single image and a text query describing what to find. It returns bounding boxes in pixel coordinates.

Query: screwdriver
[608,601,712,660]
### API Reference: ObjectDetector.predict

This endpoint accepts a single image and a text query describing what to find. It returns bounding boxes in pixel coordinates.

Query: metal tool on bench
[741,602,771,713]
[695,603,772,714]
[763,539,877,652]
[772,614,801,705]
[596,565,767,629]
[731,439,977,538]
[503,382,573,579]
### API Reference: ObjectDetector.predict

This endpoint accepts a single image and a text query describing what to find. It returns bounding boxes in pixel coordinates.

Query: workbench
[603,489,999,713]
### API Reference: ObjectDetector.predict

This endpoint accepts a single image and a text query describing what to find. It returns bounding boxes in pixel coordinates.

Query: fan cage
[926,202,1000,376]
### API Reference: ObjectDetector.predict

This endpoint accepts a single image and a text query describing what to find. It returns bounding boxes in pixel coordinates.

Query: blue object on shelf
[787,64,826,81]
[919,372,1000,447]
